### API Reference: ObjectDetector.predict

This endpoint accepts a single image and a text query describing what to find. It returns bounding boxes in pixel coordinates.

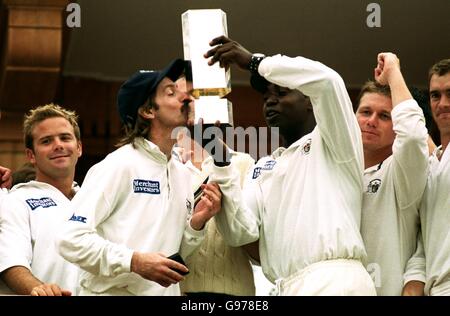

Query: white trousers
[79,286,133,296]
[277,259,377,296]
[429,281,450,296]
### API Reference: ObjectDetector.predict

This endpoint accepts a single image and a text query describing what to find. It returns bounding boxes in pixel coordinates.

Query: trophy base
[192,87,231,99]
[194,96,233,126]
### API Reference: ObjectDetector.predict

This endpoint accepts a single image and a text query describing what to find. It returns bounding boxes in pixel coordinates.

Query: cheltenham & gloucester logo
[301,139,312,155]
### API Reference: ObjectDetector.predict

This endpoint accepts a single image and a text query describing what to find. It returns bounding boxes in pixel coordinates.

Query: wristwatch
[248,53,266,74]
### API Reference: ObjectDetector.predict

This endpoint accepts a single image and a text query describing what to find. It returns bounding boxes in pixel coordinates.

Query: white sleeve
[56,164,134,278]
[179,221,207,259]
[181,152,256,255]
[209,163,261,247]
[403,229,426,284]
[390,100,429,209]
[232,152,256,187]
[259,55,364,171]
[0,195,32,273]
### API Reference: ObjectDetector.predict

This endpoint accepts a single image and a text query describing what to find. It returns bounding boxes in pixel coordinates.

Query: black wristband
[248,53,266,74]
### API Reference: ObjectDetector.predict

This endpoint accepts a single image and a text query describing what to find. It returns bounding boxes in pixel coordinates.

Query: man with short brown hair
[0,103,82,296]
[356,53,429,296]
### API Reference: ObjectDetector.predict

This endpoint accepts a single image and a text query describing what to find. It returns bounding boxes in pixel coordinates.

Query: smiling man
[356,53,429,296]
[0,104,82,296]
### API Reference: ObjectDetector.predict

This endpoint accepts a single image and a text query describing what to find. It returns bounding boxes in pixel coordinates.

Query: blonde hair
[24,103,81,150]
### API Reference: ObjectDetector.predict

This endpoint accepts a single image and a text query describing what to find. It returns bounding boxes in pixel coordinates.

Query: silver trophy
[182,9,233,126]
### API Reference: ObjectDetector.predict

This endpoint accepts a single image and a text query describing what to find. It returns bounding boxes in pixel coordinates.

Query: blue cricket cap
[117,58,187,125]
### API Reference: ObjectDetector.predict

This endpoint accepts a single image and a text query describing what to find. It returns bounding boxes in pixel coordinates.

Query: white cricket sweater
[211,55,367,283]
[420,145,450,295]
[360,100,429,296]
[57,137,205,295]
[0,181,81,294]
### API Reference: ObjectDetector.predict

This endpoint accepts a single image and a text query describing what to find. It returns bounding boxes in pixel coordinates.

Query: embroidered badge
[252,167,262,179]
[133,179,161,194]
[367,179,382,193]
[263,160,276,170]
[252,159,277,179]
[25,197,57,211]
[186,199,192,215]
[69,214,87,223]
[301,139,312,155]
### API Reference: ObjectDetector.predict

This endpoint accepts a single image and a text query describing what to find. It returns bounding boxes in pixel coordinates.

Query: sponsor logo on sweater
[133,179,160,194]
[367,179,382,193]
[69,214,87,223]
[252,167,262,179]
[186,199,192,215]
[25,197,57,210]
[252,160,277,179]
[301,139,312,155]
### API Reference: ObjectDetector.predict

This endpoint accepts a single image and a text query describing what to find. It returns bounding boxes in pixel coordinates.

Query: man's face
[26,117,82,181]
[429,72,450,134]
[152,77,194,128]
[356,92,395,153]
[262,83,312,134]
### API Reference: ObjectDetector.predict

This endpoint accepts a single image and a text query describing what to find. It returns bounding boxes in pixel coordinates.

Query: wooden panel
[4,0,68,6]
[1,69,60,109]
[0,110,26,170]
[0,0,69,111]
[0,140,27,170]
[8,27,62,67]
[0,0,69,174]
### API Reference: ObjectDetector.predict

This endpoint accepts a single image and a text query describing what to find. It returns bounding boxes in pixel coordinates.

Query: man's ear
[138,107,155,120]
[77,141,82,157]
[25,148,36,164]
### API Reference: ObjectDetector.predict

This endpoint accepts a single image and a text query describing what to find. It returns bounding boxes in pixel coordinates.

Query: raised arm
[205,35,363,170]
[376,53,429,209]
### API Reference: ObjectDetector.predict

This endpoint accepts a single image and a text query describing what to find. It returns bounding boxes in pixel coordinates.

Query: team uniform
[360,100,429,295]
[211,55,376,295]
[57,137,205,296]
[0,181,80,295]
[419,145,450,295]
[178,150,256,296]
